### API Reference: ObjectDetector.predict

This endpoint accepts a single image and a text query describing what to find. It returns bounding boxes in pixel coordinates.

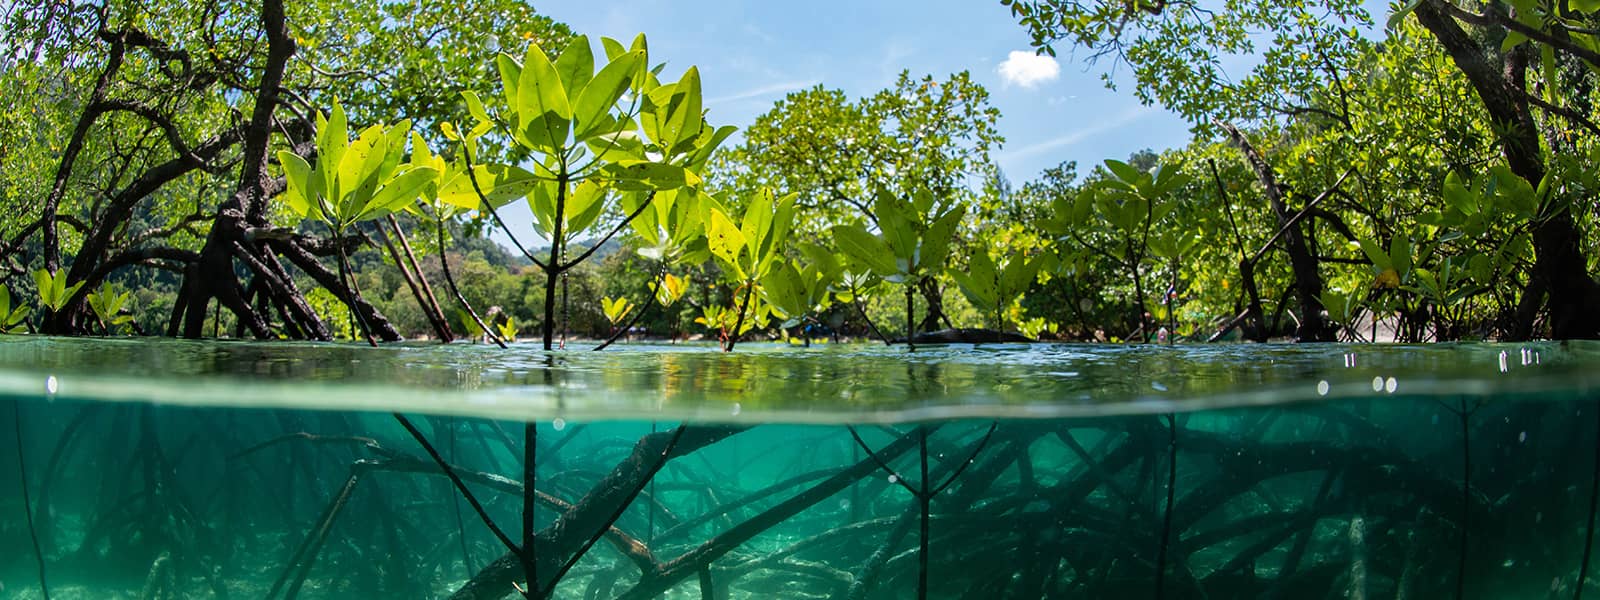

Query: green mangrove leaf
[1390,235,1412,280]
[918,206,964,273]
[707,208,747,271]
[515,41,572,152]
[565,180,609,235]
[999,253,1043,303]
[603,161,701,191]
[832,224,897,277]
[553,35,594,105]
[663,66,705,154]
[574,49,643,140]
[435,163,537,211]
[277,151,315,217]
[952,250,999,312]
[761,261,808,320]
[1357,238,1392,272]
[361,165,439,219]
[462,91,492,127]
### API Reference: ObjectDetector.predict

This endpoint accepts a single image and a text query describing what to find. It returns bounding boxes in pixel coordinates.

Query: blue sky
[491,0,1196,248]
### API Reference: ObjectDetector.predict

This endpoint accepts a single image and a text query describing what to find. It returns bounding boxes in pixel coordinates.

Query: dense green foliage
[998,0,1600,341]
[3,0,1598,345]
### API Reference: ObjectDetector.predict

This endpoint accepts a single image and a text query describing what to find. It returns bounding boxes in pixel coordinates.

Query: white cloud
[997,51,1060,88]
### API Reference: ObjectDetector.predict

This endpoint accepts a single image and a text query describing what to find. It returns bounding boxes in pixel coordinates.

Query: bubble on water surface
[1384,377,1397,393]
[1372,376,1383,392]
[552,418,566,431]
[1316,380,1329,396]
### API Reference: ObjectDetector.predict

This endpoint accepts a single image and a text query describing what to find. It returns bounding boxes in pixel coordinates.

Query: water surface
[1,338,1598,599]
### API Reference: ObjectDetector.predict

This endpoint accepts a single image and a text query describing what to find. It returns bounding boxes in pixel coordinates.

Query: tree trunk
[1216,120,1332,342]
[917,277,948,333]
[177,0,296,339]
[1414,0,1600,340]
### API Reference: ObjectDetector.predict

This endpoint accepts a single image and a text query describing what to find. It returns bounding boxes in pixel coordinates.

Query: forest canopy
[2,0,1597,346]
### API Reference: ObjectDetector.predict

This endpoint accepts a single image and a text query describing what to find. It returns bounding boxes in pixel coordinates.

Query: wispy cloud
[998,50,1060,88]
[1005,106,1153,161]
[706,79,820,105]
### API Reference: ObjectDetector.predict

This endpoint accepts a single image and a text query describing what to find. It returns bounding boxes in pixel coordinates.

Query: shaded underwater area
[5,390,1600,599]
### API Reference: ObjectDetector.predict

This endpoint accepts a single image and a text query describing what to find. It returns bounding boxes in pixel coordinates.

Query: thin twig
[394,414,525,559]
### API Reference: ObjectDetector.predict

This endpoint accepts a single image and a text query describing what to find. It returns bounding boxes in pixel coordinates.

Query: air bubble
[731,402,742,416]
[552,418,566,431]
[44,375,58,395]
[1316,380,1329,396]
[1371,376,1383,392]
[1384,377,1397,394]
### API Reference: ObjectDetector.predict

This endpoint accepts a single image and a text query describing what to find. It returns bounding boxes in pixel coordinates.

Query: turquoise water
[2,337,1598,598]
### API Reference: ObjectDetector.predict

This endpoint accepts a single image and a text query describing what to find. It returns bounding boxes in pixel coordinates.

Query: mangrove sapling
[949,242,1046,335]
[276,100,438,345]
[700,189,799,351]
[596,273,675,350]
[454,34,734,352]
[761,244,842,345]
[832,191,963,351]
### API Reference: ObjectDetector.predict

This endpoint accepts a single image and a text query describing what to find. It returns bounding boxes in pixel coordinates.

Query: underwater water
[1,338,1598,599]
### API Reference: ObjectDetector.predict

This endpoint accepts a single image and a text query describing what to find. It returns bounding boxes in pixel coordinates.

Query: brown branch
[42,27,131,273]
[1245,167,1356,267]
[1433,0,1600,68]
[274,238,402,342]
[121,213,211,249]
[1216,120,1333,342]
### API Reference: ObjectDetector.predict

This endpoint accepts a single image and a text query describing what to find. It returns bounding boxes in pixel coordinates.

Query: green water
[2,338,1599,599]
